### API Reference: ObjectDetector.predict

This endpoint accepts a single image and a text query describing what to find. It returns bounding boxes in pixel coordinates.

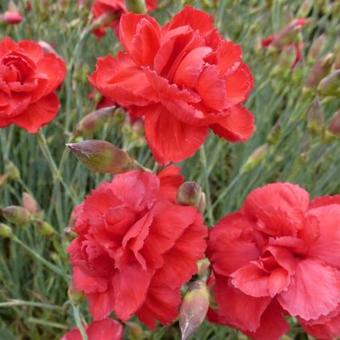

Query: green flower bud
[318,70,340,97]
[0,223,13,238]
[180,281,210,340]
[35,220,56,237]
[2,206,31,226]
[241,144,269,173]
[177,182,203,208]
[74,106,115,137]
[125,0,147,13]
[4,159,20,181]
[67,140,139,174]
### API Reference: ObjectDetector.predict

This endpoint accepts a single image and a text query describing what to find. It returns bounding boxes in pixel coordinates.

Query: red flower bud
[2,206,31,226]
[180,280,210,340]
[67,140,139,174]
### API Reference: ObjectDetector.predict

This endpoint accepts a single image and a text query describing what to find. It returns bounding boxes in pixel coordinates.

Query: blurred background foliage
[0,0,339,338]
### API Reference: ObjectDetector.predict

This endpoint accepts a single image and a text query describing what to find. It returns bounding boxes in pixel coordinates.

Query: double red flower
[90,6,254,164]
[68,167,207,328]
[62,318,123,340]
[208,183,340,339]
[91,0,158,38]
[0,37,66,133]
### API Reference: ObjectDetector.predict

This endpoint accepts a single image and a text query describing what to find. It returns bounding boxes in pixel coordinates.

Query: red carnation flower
[0,37,66,133]
[91,0,157,38]
[262,18,308,68]
[207,183,340,340]
[89,6,254,164]
[68,167,207,328]
[62,318,123,340]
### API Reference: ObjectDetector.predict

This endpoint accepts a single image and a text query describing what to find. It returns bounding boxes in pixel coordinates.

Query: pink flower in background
[208,183,340,340]
[2,10,23,25]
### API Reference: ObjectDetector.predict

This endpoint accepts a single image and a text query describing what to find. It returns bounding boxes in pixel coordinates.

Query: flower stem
[200,146,214,225]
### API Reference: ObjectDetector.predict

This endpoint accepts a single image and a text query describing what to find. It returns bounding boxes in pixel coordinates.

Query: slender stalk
[13,236,68,282]
[37,131,77,203]
[72,302,88,340]
[200,146,214,225]
[0,300,64,311]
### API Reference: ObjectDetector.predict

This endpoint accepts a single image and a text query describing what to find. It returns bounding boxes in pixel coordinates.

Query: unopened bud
[241,144,269,173]
[2,206,31,225]
[0,174,8,187]
[125,0,147,13]
[4,159,20,181]
[1,10,23,24]
[74,106,115,137]
[22,192,39,215]
[67,140,139,174]
[180,281,210,340]
[68,285,85,305]
[318,70,340,97]
[177,182,203,208]
[35,220,55,237]
[305,53,335,89]
[334,45,340,70]
[0,223,13,238]
[197,193,206,214]
[126,321,144,340]
[197,258,210,281]
[307,97,324,135]
[308,34,326,62]
[328,111,340,137]
[297,0,313,18]
[267,122,281,145]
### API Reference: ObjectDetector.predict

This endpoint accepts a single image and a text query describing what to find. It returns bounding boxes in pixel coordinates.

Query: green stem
[37,131,77,203]
[0,300,63,311]
[13,236,68,282]
[72,302,88,340]
[200,146,214,225]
